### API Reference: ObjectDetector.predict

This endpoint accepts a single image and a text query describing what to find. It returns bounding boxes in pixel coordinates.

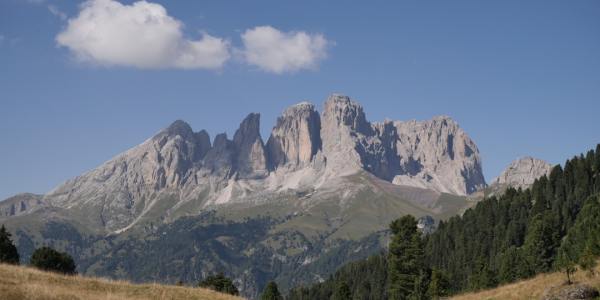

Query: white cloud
[56,0,230,70]
[240,26,330,74]
[47,5,67,21]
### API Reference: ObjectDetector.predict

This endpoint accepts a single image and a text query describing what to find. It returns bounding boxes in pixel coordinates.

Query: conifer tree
[260,281,283,300]
[388,215,426,300]
[332,281,351,300]
[0,225,19,264]
[427,269,449,299]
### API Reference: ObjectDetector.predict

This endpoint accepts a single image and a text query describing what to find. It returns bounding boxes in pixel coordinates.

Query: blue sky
[1,0,599,199]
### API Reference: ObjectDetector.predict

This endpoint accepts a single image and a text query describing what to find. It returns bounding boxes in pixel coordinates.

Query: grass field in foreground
[0,263,242,300]
[451,263,600,300]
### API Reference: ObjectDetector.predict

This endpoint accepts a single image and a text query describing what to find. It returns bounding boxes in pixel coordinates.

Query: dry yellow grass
[0,263,243,300]
[451,263,600,300]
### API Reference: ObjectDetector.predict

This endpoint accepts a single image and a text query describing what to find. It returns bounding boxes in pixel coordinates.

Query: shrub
[198,273,239,295]
[30,246,76,275]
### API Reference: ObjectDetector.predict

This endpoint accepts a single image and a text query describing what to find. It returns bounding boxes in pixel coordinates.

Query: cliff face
[491,157,553,190]
[0,94,486,232]
[266,102,322,170]
[319,94,486,195]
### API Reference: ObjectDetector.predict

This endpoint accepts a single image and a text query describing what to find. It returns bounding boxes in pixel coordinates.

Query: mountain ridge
[1,94,487,234]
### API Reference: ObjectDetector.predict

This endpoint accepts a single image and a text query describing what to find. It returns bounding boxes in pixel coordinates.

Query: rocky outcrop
[542,284,599,300]
[0,193,45,217]
[319,94,485,195]
[233,113,268,178]
[492,157,553,190]
[266,102,321,170]
[320,94,372,174]
[392,116,486,195]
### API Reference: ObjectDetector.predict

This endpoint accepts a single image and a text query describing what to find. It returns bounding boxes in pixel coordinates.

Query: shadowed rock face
[0,93,487,232]
[233,113,268,178]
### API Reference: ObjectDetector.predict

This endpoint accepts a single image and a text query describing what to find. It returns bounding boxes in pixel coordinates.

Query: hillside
[451,263,600,300]
[0,263,241,300]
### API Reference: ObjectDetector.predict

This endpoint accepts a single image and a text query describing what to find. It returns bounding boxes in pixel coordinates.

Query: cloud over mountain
[56,0,331,73]
[240,26,330,74]
[56,0,231,70]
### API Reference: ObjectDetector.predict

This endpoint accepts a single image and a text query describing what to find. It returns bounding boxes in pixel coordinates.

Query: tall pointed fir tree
[0,225,19,264]
[388,215,427,300]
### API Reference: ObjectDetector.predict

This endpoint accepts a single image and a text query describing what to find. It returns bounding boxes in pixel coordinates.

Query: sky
[0,0,599,200]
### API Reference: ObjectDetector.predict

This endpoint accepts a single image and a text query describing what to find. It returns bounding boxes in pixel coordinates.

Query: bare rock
[542,284,599,300]
[492,156,553,190]
[266,102,321,170]
[233,113,268,178]
[393,116,486,195]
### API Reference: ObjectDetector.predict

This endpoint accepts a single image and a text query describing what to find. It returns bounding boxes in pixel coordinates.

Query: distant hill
[0,263,241,300]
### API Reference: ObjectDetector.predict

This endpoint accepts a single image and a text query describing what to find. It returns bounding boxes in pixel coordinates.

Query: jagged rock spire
[233,113,268,177]
[266,102,322,169]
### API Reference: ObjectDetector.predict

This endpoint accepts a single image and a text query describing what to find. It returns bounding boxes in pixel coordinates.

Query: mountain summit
[1,94,486,233]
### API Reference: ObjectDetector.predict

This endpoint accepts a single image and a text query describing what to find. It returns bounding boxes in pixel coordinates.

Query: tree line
[0,225,77,274]
[288,144,600,299]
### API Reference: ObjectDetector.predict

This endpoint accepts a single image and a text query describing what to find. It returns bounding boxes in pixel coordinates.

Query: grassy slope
[0,263,241,300]
[451,263,600,300]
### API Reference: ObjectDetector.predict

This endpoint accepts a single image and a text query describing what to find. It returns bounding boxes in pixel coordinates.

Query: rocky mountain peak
[233,113,268,177]
[233,113,261,147]
[323,94,372,134]
[162,119,195,139]
[193,130,212,160]
[267,102,322,169]
[492,156,553,189]
[390,115,485,194]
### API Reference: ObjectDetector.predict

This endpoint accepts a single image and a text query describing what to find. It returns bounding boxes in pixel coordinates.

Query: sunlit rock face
[1,94,488,232]
[492,156,553,190]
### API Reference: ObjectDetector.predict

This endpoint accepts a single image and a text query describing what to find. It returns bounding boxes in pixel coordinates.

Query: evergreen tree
[30,246,76,275]
[556,247,577,285]
[579,241,598,276]
[332,281,351,300]
[0,225,19,264]
[522,213,560,273]
[498,246,529,283]
[260,281,282,300]
[388,215,427,300]
[198,273,239,296]
[427,269,449,299]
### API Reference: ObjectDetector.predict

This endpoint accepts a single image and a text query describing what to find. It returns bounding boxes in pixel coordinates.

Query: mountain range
[0,94,551,297]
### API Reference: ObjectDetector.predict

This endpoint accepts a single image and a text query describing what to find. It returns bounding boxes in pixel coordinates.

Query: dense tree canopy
[288,144,600,299]
[261,281,283,300]
[30,246,76,275]
[198,273,239,296]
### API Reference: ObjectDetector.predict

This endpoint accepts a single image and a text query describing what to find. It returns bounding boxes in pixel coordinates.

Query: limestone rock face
[492,157,553,190]
[392,116,486,195]
[320,94,373,174]
[233,113,268,178]
[204,133,236,177]
[43,119,212,230]
[266,102,321,170]
[319,95,485,195]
